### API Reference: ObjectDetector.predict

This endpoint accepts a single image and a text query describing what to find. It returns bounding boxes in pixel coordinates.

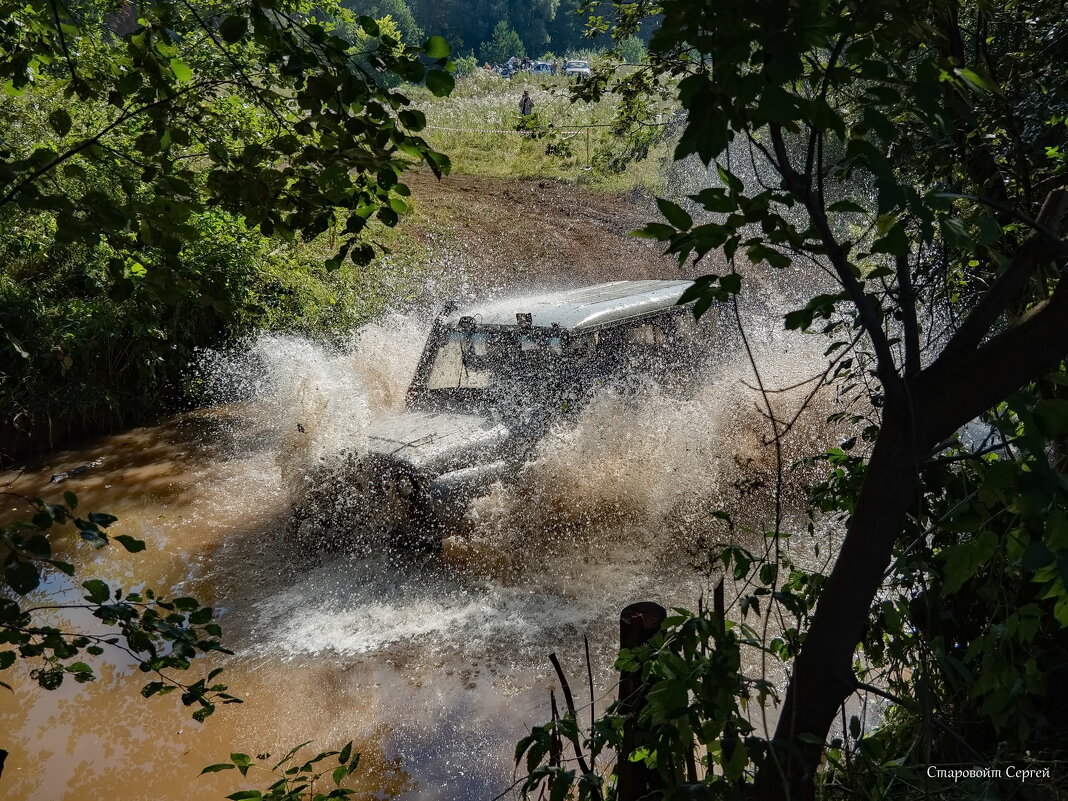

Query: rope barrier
[423,120,670,135]
[424,124,582,135]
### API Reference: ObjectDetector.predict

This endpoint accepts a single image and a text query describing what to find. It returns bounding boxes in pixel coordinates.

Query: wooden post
[616,601,667,801]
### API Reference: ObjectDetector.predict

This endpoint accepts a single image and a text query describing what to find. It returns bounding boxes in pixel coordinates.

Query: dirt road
[404,172,705,291]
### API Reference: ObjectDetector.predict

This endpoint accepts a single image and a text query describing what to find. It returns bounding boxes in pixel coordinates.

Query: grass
[408,71,675,193]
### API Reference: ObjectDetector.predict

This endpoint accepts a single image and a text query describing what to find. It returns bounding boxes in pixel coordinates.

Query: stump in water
[617,601,667,801]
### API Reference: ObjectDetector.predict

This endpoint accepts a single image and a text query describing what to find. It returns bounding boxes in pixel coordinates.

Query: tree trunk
[755,398,922,801]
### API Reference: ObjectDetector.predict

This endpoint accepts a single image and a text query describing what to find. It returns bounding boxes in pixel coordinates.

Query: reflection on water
[0,307,833,800]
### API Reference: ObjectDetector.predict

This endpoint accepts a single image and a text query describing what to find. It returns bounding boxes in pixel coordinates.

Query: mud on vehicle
[294,280,711,548]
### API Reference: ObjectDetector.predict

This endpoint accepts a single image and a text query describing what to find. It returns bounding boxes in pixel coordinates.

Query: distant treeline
[346,0,646,60]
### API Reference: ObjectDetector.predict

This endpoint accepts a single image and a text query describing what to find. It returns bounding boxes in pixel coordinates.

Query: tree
[481,19,525,63]
[505,0,559,56]
[1,497,238,719]
[0,0,454,458]
[617,35,645,66]
[518,1,1068,799]
[0,0,453,288]
[545,0,590,56]
[344,0,424,45]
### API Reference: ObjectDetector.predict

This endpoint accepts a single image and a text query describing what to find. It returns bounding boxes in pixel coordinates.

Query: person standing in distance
[519,90,534,116]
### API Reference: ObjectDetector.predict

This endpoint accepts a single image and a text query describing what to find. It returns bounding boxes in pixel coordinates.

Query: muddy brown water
[0,311,834,800]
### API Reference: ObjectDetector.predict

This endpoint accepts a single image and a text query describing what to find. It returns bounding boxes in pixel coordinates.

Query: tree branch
[768,123,900,388]
[917,273,1068,445]
[936,189,1068,363]
[0,80,226,208]
[897,253,921,376]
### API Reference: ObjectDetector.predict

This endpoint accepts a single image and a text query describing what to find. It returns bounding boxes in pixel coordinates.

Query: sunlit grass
[408,71,674,193]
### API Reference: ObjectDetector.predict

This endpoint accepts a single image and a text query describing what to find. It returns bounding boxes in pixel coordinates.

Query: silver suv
[563,59,592,79]
[298,280,706,546]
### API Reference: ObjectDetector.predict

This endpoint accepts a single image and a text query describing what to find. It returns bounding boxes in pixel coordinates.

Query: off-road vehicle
[300,280,708,545]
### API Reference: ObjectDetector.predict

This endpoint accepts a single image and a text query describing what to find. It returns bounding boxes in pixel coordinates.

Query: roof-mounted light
[516,313,533,328]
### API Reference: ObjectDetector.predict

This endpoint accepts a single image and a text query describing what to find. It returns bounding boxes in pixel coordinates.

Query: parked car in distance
[531,61,553,74]
[563,59,592,79]
[307,280,709,548]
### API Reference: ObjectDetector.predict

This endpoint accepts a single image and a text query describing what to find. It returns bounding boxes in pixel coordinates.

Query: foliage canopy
[0,0,454,457]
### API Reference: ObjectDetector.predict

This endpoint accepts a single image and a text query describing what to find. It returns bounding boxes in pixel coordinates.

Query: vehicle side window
[567,334,596,360]
[625,323,657,345]
[673,313,697,340]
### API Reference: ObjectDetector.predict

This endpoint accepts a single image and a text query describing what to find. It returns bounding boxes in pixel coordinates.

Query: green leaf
[784,294,843,330]
[114,535,146,553]
[827,200,867,214]
[63,491,78,509]
[358,15,380,36]
[656,198,693,231]
[747,244,791,269]
[23,534,50,557]
[48,109,72,137]
[550,769,575,801]
[398,109,426,131]
[88,512,118,528]
[870,224,909,256]
[332,765,348,786]
[1034,400,1068,435]
[219,16,248,43]
[172,596,200,612]
[942,529,999,594]
[0,650,15,670]
[691,187,736,213]
[82,579,109,604]
[424,36,451,59]
[425,69,454,97]
[720,273,742,293]
[170,58,193,82]
[225,792,262,801]
[632,222,676,241]
[79,528,108,548]
[675,75,727,165]
[201,763,236,774]
[189,606,213,624]
[956,66,999,94]
[757,84,800,124]
[6,560,40,595]
[716,163,744,194]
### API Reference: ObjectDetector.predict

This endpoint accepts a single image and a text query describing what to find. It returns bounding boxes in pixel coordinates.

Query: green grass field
[409,70,674,192]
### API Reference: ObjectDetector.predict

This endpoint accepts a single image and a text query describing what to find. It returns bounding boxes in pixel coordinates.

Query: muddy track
[405,172,709,290]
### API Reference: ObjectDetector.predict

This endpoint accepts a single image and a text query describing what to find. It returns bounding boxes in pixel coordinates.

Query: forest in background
[344,0,620,62]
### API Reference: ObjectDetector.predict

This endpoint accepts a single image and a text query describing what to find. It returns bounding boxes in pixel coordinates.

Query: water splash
[191,293,836,661]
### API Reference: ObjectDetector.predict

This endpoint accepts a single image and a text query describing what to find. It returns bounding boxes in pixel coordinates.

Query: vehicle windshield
[421,328,586,411]
[413,311,702,415]
[565,61,588,69]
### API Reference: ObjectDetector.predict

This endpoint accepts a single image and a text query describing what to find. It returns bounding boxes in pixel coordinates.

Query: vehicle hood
[365,410,514,475]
